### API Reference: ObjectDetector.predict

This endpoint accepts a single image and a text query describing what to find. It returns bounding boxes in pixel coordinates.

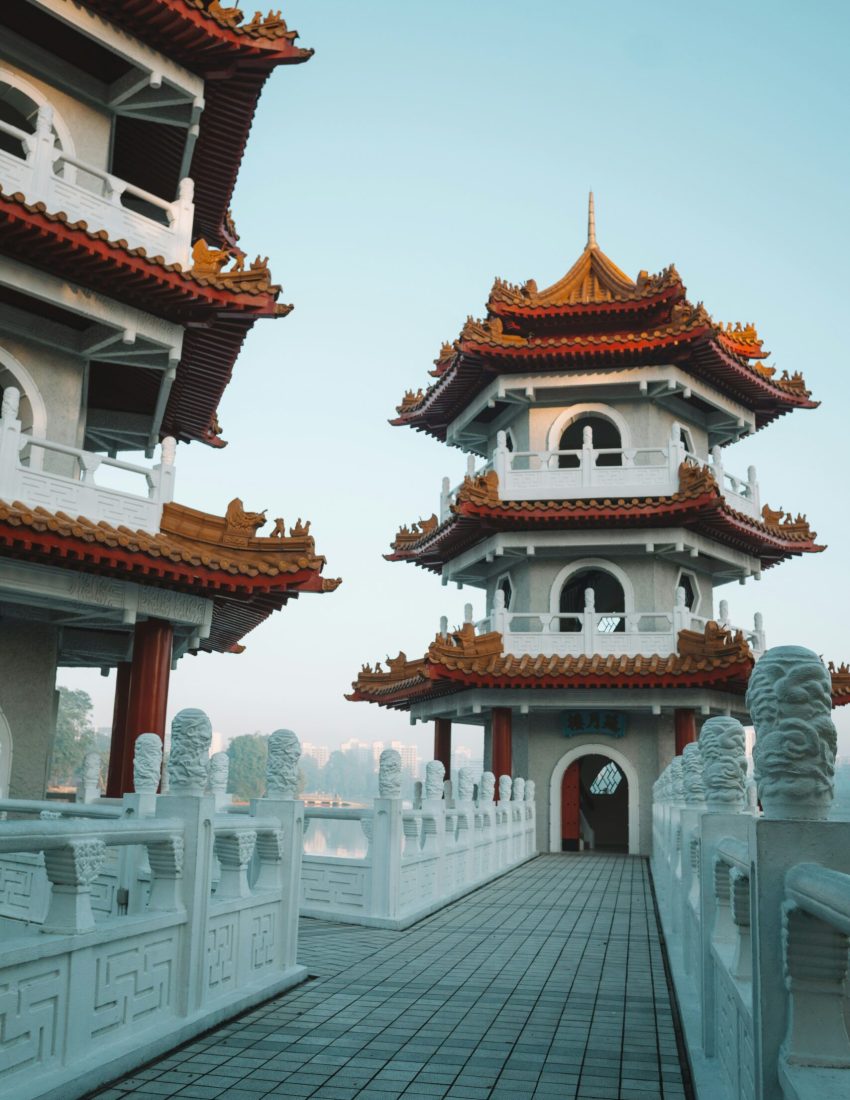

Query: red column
[561,762,581,851]
[105,662,132,798]
[674,708,697,755]
[120,619,173,793]
[491,707,512,792]
[434,719,452,778]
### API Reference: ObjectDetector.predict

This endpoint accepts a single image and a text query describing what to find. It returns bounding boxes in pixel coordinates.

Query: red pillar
[105,662,132,798]
[120,619,173,794]
[434,719,452,778]
[561,762,581,851]
[674,708,697,755]
[491,707,512,792]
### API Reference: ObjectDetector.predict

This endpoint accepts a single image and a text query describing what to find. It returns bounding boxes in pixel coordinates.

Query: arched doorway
[560,754,628,852]
[559,567,625,632]
[549,743,640,854]
[558,414,622,468]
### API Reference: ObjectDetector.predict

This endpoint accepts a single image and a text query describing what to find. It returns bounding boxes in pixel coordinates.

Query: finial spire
[587,191,596,249]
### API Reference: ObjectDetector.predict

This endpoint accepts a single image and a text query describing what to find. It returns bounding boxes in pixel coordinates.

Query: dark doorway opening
[561,754,628,852]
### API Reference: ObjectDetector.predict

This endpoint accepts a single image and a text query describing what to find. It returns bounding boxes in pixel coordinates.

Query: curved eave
[488,279,685,325]
[387,493,824,574]
[393,332,816,441]
[0,189,289,444]
[82,1,314,67]
[0,518,328,595]
[347,658,756,711]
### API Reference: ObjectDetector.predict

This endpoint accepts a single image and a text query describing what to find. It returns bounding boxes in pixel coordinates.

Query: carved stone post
[146,835,184,911]
[782,904,850,1066]
[253,829,285,890]
[156,707,215,1016]
[214,829,256,898]
[251,728,304,969]
[729,866,751,980]
[698,716,747,813]
[748,645,836,821]
[371,748,403,923]
[744,646,847,1098]
[78,752,102,804]
[42,838,107,934]
[208,751,230,809]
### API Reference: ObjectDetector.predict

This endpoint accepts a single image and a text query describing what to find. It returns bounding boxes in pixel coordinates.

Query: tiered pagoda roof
[0,187,285,448]
[347,622,850,710]
[393,199,816,440]
[73,1,313,243]
[387,465,825,574]
[0,496,339,653]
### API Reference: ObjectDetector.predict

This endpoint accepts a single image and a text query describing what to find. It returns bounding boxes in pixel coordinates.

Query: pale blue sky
[66,0,850,756]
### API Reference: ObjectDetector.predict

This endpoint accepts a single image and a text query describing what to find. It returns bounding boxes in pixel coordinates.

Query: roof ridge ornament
[587,191,597,250]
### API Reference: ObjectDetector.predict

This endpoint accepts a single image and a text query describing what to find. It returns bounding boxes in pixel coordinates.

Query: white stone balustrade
[651,646,850,1100]
[0,106,194,266]
[477,585,766,660]
[300,756,536,930]
[0,387,176,529]
[439,423,760,520]
[0,714,306,1100]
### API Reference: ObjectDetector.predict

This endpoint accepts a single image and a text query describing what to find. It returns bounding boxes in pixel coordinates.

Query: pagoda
[0,1,337,799]
[348,195,849,856]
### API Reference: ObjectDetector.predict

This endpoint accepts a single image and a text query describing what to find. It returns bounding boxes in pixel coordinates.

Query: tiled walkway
[94,855,691,1100]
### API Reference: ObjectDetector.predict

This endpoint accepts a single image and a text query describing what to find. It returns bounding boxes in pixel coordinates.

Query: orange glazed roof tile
[347,622,850,710]
[386,465,824,573]
[346,621,757,707]
[393,207,817,439]
[0,497,340,653]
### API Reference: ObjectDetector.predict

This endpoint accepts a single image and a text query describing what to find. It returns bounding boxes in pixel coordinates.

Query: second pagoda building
[348,197,843,856]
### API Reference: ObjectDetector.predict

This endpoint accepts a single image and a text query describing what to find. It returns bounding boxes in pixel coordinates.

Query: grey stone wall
[0,622,60,798]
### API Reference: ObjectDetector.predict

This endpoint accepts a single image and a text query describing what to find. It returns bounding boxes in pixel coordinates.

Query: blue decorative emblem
[563,710,626,738]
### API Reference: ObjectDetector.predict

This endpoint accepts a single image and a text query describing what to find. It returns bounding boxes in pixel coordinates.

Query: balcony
[0,105,194,267]
[440,426,761,520]
[474,588,765,659]
[0,387,175,531]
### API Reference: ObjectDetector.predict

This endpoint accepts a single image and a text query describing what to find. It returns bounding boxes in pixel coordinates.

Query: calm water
[303,816,368,858]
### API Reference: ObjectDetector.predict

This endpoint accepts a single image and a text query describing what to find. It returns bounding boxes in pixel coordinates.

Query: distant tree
[299,755,321,795]
[50,687,96,789]
[227,733,269,800]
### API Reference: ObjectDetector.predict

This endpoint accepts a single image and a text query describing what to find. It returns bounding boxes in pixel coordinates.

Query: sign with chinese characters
[563,710,626,738]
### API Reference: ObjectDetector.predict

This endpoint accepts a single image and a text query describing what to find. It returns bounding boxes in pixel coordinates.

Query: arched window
[679,425,695,455]
[505,430,515,453]
[0,75,67,164]
[558,415,622,468]
[497,575,513,610]
[0,82,39,158]
[559,567,625,632]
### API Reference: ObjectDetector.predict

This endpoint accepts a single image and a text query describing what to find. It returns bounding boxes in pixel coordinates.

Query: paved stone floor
[94,855,691,1100]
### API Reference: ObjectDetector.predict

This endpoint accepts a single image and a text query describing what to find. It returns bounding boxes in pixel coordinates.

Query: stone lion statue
[747,645,836,817]
[266,729,301,798]
[133,733,163,794]
[167,709,212,794]
[378,749,402,798]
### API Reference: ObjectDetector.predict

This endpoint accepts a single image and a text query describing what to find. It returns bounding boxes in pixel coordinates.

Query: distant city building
[302,742,330,768]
